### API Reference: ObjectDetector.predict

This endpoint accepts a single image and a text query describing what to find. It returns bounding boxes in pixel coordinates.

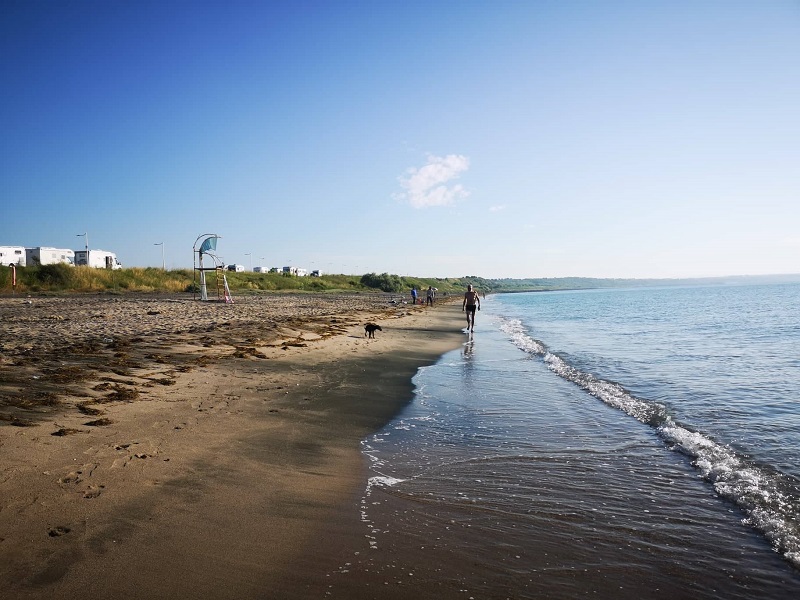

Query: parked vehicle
[0,246,26,266]
[74,250,122,270]
[253,266,269,273]
[227,264,245,272]
[310,269,322,277]
[26,247,75,266]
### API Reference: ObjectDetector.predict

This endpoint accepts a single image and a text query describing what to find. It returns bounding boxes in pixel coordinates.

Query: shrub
[35,264,75,288]
[360,272,404,293]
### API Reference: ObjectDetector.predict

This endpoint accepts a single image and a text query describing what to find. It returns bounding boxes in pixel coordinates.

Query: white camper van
[0,246,26,266]
[74,250,122,270]
[227,264,245,272]
[26,247,75,266]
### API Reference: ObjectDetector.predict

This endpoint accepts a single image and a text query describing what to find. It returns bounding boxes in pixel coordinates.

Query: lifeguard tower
[192,233,233,303]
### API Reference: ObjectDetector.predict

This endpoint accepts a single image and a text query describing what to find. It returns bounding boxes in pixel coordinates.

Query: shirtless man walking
[462,284,481,331]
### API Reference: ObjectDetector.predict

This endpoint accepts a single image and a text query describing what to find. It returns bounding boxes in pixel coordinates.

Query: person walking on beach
[411,287,418,305]
[463,284,481,331]
[426,286,435,306]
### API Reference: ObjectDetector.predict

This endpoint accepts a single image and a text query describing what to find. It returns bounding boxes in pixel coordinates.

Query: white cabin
[75,250,122,270]
[0,246,26,267]
[26,247,75,267]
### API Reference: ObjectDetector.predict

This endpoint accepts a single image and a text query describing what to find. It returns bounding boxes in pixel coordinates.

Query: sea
[345,283,800,599]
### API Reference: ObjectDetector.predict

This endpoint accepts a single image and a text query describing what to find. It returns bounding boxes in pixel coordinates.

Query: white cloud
[489,205,505,212]
[396,154,470,208]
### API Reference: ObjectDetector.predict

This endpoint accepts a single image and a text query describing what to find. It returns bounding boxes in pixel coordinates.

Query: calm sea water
[347,284,800,599]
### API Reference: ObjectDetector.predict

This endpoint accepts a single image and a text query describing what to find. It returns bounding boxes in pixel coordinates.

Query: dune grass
[0,264,488,296]
[0,263,670,296]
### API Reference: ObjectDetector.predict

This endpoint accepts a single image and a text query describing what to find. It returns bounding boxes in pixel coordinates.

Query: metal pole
[154,242,165,269]
[76,233,88,264]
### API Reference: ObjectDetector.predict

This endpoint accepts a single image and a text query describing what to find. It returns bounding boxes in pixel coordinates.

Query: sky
[1,0,798,279]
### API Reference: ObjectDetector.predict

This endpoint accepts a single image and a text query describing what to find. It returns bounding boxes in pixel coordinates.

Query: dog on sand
[364,323,382,338]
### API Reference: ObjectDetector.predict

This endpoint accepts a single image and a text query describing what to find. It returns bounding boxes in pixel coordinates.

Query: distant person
[426,286,435,306]
[411,287,418,305]
[463,284,481,331]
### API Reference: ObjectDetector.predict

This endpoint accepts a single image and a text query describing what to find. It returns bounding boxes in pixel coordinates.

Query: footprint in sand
[58,463,98,486]
[58,472,82,485]
[83,484,105,499]
[48,526,71,537]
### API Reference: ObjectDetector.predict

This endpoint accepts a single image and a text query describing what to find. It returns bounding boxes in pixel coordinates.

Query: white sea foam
[368,475,405,488]
[659,421,800,566]
[500,318,546,354]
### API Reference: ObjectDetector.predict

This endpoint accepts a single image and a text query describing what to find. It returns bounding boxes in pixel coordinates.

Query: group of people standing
[410,286,437,306]
[410,284,482,332]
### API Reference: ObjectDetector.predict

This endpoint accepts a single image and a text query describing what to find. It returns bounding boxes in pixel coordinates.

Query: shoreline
[0,293,465,598]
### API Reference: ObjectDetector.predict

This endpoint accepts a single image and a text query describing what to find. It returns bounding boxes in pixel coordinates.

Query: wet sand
[0,292,464,599]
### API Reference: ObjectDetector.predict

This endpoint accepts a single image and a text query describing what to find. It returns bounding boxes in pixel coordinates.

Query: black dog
[364,323,382,338]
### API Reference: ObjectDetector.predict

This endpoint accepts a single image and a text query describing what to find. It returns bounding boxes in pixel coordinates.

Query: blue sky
[2,0,798,278]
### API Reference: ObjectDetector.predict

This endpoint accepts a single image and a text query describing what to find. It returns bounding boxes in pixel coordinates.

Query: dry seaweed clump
[232,346,268,359]
[0,413,36,427]
[45,365,90,383]
[52,427,85,436]
[0,392,61,410]
[77,402,103,416]
[102,386,140,403]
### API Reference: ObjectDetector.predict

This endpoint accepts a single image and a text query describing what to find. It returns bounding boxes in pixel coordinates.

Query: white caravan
[0,246,26,266]
[26,247,75,266]
[74,250,122,270]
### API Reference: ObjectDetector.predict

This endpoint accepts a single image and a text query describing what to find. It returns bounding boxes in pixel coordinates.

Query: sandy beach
[0,292,464,599]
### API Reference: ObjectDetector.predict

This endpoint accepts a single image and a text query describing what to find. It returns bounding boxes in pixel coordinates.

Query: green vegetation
[0,265,505,296]
[2,265,790,296]
[360,272,405,293]
[0,265,465,296]
[0,265,193,293]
